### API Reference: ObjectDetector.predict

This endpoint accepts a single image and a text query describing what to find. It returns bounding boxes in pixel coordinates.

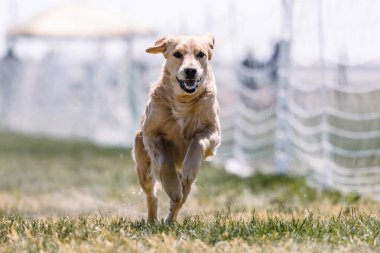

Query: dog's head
[146,34,214,95]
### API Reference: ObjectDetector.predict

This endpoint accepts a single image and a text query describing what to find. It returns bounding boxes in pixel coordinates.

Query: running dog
[133,34,221,223]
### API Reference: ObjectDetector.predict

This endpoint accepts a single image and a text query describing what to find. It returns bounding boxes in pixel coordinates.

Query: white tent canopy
[7,3,154,39]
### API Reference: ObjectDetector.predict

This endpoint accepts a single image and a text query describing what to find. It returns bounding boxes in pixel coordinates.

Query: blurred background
[0,0,380,216]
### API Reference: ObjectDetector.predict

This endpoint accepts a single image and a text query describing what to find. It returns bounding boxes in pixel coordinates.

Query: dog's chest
[171,106,205,140]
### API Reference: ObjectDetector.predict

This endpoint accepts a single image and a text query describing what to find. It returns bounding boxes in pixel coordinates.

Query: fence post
[275,0,293,174]
[274,40,290,174]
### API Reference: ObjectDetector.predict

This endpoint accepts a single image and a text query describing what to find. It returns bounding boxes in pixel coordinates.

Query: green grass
[0,131,379,252]
[1,208,380,252]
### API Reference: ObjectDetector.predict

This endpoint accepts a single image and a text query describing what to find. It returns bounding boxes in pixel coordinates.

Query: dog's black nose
[184,68,197,78]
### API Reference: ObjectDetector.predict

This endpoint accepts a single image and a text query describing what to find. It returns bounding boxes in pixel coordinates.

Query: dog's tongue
[184,80,196,86]
[177,77,200,93]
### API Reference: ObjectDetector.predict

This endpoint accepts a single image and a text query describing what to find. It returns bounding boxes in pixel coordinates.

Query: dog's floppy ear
[146,36,170,56]
[202,33,215,60]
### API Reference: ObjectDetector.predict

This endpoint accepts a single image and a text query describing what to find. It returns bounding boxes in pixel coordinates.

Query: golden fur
[132,34,221,223]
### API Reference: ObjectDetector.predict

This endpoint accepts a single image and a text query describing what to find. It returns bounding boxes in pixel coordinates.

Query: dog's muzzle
[176,77,201,94]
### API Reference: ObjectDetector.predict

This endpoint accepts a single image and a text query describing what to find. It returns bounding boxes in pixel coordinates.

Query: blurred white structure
[0,3,153,146]
[216,0,380,201]
[283,65,380,200]
[8,3,153,38]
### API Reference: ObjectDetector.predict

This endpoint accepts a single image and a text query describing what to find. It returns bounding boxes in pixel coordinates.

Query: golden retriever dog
[132,34,221,223]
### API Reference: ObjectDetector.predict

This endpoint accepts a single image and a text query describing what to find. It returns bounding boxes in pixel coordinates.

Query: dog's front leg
[182,128,220,187]
[166,128,220,222]
[144,135,183,209]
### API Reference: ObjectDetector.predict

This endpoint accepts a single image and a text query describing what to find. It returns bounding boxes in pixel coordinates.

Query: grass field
[0,132,379,252]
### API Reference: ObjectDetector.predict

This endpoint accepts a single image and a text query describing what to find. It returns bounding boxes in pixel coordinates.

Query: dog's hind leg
[133,131,158,222]
[167,130,219,223]
[156,140,183,220]
[162,165,183,224]
[143,135,183,223]
[160,158,183,206]
[165,181,191,223]
[165,147,202,223]
[166,152,202,223]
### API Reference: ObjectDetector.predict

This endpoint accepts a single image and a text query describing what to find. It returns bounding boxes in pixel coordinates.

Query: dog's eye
[173,52,183,58]
[197,52,205,58]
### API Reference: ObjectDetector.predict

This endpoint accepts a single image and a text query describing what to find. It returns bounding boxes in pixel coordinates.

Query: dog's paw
[165,215,177,224]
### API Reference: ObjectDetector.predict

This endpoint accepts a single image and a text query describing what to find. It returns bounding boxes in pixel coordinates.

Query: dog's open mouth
[176,77,201,94]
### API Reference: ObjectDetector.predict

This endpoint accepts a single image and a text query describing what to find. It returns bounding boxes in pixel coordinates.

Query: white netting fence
[221,64,277,176]
[213,0,380,200]
[216,61,380,200]
[284,66,380,200]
